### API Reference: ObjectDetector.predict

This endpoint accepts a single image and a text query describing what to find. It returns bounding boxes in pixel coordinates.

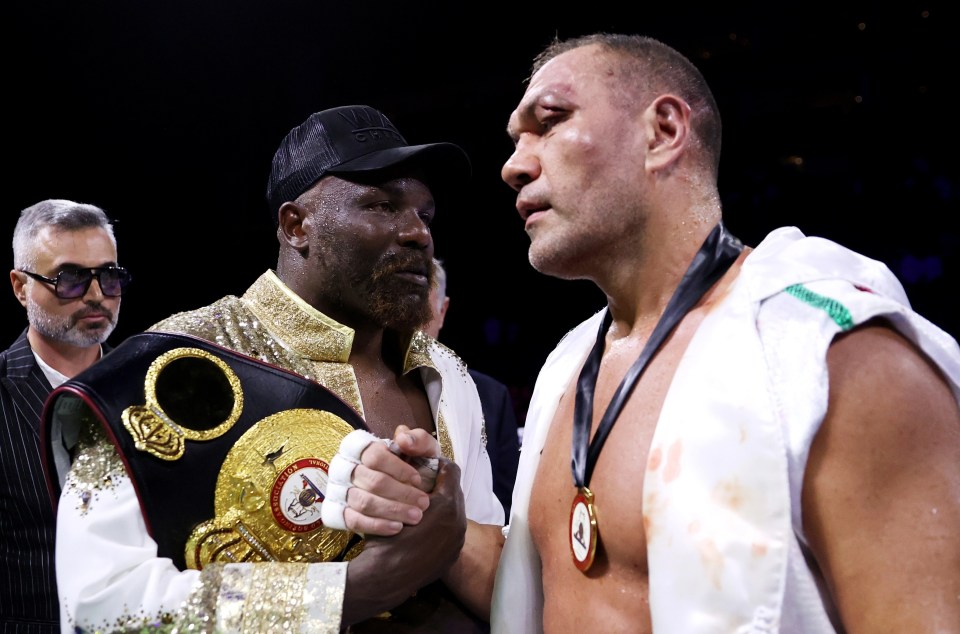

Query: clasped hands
[322,424,445,536]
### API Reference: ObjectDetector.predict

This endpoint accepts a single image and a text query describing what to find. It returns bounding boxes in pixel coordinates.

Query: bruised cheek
[556,127,608,181]
[560,126,598,156]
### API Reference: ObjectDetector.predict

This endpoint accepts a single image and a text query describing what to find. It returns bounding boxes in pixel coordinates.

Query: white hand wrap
[321,429,386,531]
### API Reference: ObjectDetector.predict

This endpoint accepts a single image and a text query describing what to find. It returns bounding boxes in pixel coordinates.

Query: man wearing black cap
[45,105,504,633]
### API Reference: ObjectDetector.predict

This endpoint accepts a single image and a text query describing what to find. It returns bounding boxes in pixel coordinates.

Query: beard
[26,298,117,347]
[335,250,434,333]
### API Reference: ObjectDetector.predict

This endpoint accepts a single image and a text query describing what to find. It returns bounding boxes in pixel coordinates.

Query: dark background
[6,2,958,422]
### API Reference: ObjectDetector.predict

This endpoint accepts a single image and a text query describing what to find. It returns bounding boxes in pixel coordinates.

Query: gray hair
[432,256,447,312]
[12,199,116,270]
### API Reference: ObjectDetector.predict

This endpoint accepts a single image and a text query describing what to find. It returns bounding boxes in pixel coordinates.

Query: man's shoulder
[745,227,907,303]
[0,331,35,381]
[423,336,469,374]
[543,310,606,362]
[150,295,244,335]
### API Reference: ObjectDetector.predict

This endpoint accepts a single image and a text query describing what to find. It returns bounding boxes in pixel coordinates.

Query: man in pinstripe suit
[1,199,128,633]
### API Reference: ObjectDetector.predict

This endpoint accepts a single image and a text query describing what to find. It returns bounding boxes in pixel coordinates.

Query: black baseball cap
[265,105,472,226]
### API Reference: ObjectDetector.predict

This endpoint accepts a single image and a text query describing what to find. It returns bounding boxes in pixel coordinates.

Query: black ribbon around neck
[572,222,744,489]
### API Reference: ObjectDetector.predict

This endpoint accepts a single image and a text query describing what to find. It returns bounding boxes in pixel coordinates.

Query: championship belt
[42,331,368,570]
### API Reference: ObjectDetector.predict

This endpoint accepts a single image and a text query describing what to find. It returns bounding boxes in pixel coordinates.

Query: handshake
[322,429,440,531]
[386,438,440,493]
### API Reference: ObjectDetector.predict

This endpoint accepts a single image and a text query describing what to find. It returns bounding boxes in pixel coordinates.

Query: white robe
[491,227,960,633]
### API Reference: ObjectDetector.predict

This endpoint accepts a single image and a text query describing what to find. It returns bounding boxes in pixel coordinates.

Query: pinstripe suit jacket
[1,329,59,634]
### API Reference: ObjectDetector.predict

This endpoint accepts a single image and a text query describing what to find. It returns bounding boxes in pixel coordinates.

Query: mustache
[74,304,114,322]
[371,252,432,281]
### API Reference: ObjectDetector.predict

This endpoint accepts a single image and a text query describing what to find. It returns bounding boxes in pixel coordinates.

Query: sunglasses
[20,266,133,299]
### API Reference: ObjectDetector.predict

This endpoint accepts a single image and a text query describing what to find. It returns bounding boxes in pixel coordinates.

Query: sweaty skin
[500,41,960,633]
[529,258,745,633]
[504,43,734,633]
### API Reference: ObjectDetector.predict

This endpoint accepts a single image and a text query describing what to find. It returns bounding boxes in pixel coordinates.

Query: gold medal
[569,486,598,571]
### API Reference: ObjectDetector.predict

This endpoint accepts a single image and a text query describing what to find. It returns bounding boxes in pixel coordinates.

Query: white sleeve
[56,431,346,634]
